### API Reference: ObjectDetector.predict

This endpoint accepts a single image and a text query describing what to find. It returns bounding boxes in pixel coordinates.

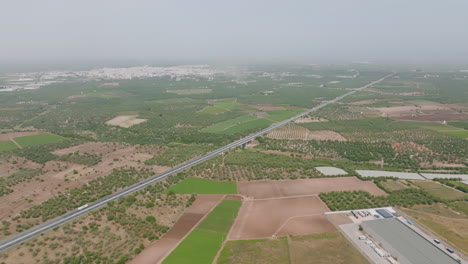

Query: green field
[266,109,305,122]
[201,115,257,133]
[411,181,467,201]
[165,177,237,194]
[14,133,67,148]
[200,106,229,114]
[448,121,468,130]
[221,118,273,135]
[442,130,468,138]
[0,141,18,152]
[163,199,241,264]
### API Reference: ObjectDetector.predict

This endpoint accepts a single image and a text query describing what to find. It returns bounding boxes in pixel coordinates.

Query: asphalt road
[0,72,394,252]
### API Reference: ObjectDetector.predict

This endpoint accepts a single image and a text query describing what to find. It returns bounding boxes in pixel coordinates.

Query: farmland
[218,232,368,264]
[165,177,237,194]
[410,180,467,201]
[162,199,241,264]
[1,65,468,263]
[14,134,67,148]
[0,141,17,152]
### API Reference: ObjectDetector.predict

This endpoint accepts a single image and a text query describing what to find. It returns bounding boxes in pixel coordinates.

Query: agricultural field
[218,232,368,264]
[1,66,468,264]
[165,177,237,194]
[0,141,17,152]
[288,232,369,264]
[218,237,290,264]
[410,180,467,201]
[379,179,412,191]
[14,133,67,148]
[260,117,468,169]
[162,199,241,264]
[201,115,273,135]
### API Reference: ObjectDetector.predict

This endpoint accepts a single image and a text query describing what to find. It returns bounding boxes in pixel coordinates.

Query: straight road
[0,72,394,252]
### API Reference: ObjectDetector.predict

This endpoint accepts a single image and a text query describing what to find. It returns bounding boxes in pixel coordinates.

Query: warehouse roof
[362,218,459,264]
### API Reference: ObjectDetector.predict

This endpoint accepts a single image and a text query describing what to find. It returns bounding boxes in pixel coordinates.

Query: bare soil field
[237,177,386,199]
[372,103,468,121]
[105,115,147,128]
[229,196,332,240]
[267,125,346,141]
[0,157,41,178]
[325,212,353,225]
[0,131,44,141]
[130,194,224,264]
[0,142,168,228]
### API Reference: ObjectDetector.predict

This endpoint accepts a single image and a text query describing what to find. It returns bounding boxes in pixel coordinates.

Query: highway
[0,72,394,252]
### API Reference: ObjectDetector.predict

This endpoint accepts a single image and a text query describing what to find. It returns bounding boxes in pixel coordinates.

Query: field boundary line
[211,196,245,264]
[273,213,326,237]
[9,138,22,149]
[155,194,225,264]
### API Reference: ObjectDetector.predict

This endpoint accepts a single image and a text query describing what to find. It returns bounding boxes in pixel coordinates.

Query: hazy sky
[1,0,468,66]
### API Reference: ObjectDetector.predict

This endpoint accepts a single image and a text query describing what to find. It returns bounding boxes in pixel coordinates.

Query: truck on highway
[77,204,89,210]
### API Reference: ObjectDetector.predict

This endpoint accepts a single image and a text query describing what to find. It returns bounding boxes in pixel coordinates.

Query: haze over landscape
[2,0,468,68]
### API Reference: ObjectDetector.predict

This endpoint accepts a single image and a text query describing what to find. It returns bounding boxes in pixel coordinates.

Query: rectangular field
[14,133,67,148]
[411,180,467,201]
[289,232,370,264]
[162,199,241,264]
[237,177,387,199]
[221,118,272,135]
[0,141,17,152]
[229,196,335,240]
[266,109,305,122]
[442,130,468,138]
[201,115,256,133]
[217,237,290,264]
[165,177,237,194]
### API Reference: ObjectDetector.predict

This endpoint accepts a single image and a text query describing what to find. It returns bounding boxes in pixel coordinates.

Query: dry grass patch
[105,115,147,128]
[288,232,369,264]
[218,237,290,264]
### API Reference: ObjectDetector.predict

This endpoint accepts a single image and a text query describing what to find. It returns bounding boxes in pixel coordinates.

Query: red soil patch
[129,194,224,264]
[237,177,386,199]
[229,196,333,240]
